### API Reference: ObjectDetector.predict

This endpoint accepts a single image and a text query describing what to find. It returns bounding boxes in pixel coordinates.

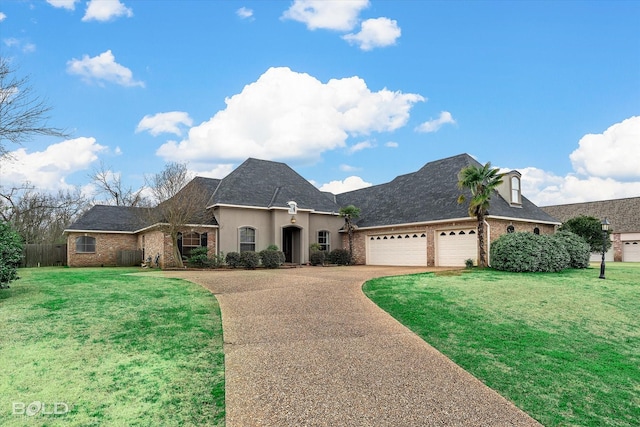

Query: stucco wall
[67,232,138,267]
[214,206,343,264]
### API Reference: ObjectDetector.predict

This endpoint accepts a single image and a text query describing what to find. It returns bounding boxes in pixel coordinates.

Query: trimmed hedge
[239,251,259,269]
[327,248,351,265]
[225,252,241,268]
[490,231,589,273]
[259,249,285,269]
[310,251,326,266]
[553,230,591,269]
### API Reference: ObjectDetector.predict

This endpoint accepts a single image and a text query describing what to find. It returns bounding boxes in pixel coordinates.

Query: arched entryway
[282,226,301,264]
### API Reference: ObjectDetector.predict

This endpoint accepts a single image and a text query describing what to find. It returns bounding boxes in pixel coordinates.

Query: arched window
[533,227,540,235]
[511,176,521,204]
[507,225,515,233]
[75,236,96,253]
[239,227,256,252]
[318,230,330,251]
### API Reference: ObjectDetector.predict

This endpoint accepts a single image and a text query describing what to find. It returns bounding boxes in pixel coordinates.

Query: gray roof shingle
[336,153,559,227]
[541,197,640,233]
[65,205,151,232]
[208,158,340,213]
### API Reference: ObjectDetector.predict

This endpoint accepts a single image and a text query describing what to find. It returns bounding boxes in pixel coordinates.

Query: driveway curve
[165,266,542,427]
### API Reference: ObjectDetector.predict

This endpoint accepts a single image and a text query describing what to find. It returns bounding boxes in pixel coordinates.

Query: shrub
[310,250,326,266]
[553,230,590,269]
[259,249,284,269]
[328,248,351,265]
[209,251,226,268]
[491,231,572,272]
[187,247,210,268]
[465,258,474,269]
[225,252,241,268]
[240,251,259,269]
[0,221,23,288]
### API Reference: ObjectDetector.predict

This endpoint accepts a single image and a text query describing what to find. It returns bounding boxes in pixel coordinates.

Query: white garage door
[367,233,427,266]
[623,241,640,262]
[437,229,477,267]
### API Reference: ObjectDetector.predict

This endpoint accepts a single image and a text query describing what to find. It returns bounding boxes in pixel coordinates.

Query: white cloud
[3,38,36,53]
[82,0,132,22]
[319,175,372,194]
[46,0,78,10]
[282,0,369,31]
[340,164,360,172]
[416,111,456,133]
[66,50,144,87]
[343,17,401,51]
[0,13,7,22]
[0,137,106,190]
[237,7,253,19]
[136,111,193,136]
[385,141,398,148]
[114,146,122,155]
[192,164,235,180]
[348,140,374,154]
[505,117,640,206]
[569,116,640,180]
[157,67,424,164]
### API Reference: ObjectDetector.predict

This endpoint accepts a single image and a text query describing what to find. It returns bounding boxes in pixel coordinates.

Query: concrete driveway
[165,266,542,427]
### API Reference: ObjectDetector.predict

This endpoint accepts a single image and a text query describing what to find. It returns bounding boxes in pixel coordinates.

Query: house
[541,197,640,262]
[65,153,560,268]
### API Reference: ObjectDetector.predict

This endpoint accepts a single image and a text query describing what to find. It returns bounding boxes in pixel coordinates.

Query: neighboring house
[541,197,640,262]
[65,154,560,268]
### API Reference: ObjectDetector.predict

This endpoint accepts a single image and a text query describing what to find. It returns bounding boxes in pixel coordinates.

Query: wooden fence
[21,244,68,268]
[117,249,143,267]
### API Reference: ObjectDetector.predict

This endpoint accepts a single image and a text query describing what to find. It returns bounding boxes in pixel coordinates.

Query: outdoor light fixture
[290,216,296,224]
[599,217,610,279]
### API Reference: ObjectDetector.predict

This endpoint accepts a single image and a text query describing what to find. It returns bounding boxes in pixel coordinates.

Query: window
[507,225,515,233]
[511,176,521,204]
[179,232,205,258]
[76,236,96,253]
[239,227,256,252]
[533,227,540,235]
[318,230,330,252]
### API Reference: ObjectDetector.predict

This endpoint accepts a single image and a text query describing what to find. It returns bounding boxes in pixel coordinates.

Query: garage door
[437,229,477,267]
[623,241,640,262]
[367,233,427,266]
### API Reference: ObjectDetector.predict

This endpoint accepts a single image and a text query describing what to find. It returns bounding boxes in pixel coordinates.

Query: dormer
[497,170,522,207]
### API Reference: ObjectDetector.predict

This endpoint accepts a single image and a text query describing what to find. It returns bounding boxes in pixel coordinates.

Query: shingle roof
[65,205,152,232]
[208,158,340,213]
[336,153,559,228]
[541,197,640,233]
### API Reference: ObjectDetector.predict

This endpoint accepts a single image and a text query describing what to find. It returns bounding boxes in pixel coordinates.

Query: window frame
[511,176,521,204]
[75,235,96,253]
[317,230,330,252]
[239,227,256,252]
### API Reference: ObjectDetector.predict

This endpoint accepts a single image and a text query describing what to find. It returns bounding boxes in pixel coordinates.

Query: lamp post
[599,217,610,279]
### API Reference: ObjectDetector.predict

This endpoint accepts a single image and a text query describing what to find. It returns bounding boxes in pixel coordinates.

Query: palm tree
[339,205,361,264]
[457,162,504,268]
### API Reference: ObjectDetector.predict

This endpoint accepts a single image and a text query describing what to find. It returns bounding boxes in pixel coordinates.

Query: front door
[282,227,300,263]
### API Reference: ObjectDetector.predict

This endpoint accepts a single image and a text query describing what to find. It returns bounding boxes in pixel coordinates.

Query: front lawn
[0,267,224,427]
[363,263,640,427]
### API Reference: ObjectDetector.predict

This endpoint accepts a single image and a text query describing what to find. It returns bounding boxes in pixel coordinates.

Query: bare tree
[89,161,147,207]
[0,184,88,244]
[0,57,69,158]
[146,162,211,268]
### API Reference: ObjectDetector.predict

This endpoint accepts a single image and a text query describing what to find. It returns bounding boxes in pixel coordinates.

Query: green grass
[0,267,224,427]
[363,263,640,427]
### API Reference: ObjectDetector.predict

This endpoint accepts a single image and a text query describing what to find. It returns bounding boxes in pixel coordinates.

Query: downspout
[484,219,491,267]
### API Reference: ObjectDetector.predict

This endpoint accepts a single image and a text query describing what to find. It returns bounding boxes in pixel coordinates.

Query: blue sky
[1,0,639,206]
